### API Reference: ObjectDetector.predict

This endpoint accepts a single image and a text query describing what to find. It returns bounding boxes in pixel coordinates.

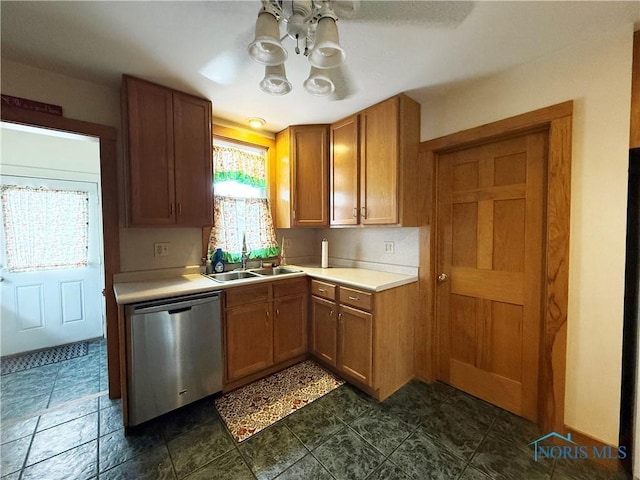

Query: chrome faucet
[241,235,248,270]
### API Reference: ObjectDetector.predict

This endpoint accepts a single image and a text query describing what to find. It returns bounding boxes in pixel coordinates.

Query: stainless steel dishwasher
[125,291,223,426]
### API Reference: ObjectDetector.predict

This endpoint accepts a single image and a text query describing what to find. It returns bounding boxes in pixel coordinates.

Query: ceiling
[2,1,639,133]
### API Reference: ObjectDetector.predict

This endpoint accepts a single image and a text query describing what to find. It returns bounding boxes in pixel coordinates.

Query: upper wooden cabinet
[122,75,213,227]
[330,115,359,225]
[275,125,329,228]
[330,94,421,227]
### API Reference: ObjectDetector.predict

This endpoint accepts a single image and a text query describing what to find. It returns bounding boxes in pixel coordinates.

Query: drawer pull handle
[352,207,358,218]
[348,296,360,301]
[318,288,327,293]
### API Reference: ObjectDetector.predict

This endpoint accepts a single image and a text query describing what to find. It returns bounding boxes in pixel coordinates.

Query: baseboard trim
[563,425,627,472]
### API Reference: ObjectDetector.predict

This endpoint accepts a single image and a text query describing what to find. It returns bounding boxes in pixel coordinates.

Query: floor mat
[215,360,345,442]
[1,341,90,375]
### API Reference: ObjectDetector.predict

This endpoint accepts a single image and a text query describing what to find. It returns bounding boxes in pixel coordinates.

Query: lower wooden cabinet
[339,305,372,386]
[311,296,337,366]
[224,278,307,383]
[226,302,272,381]
[310,279,417,400]
[273,288,307,363]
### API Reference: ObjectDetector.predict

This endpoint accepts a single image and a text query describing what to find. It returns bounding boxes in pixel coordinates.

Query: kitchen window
[208,139,278,263]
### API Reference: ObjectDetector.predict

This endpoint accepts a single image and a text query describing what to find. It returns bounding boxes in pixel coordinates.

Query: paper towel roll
[321,238,329,268]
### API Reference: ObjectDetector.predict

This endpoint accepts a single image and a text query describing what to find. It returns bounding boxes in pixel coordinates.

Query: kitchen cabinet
[329,115,359,225]
[273,279,308,363]
[275,125,329,228]
[310,280,337,365]
[310,279,417,400]
[329,94,421,227]
[224,278,307,383]
[122,75,213,227]
[225,284,272,381]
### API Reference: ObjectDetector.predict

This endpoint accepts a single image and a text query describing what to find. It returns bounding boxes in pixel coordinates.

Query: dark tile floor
[0,349,630,479]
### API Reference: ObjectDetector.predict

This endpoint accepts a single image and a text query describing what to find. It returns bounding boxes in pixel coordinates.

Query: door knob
[437,273,448,283]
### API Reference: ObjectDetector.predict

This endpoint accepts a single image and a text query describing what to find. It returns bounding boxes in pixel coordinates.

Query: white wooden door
[0,175,104,356]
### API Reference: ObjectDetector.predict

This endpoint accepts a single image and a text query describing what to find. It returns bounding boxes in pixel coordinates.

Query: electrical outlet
[284,238,293,249]
[154,242,170,257]
[383,241,395,254]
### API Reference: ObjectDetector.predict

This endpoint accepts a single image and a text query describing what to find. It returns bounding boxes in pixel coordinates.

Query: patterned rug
[1,341,90,375]
[215,360,345,442]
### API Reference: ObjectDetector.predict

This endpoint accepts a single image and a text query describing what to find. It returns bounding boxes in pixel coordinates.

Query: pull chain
[295,34,300,55]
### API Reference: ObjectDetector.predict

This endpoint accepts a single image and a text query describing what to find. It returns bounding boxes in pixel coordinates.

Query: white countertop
[114,266,418,305]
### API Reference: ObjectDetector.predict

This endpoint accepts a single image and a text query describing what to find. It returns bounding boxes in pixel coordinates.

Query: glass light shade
[309,17,346,69]
[248,11,287,66]
[303,67,335,96]
[259,64,292,95]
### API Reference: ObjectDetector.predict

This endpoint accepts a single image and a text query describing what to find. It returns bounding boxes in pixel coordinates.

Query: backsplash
[119,226,419,275]
[276,227,419,275]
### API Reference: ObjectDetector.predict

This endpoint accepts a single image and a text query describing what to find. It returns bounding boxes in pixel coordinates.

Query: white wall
[421,25,634,445]
[1,124,100,182]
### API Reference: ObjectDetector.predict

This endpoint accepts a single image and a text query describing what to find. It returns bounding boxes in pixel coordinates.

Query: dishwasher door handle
[168,307,192,315]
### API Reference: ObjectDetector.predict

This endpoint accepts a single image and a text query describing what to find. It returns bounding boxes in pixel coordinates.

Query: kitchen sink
[206,271,261,282]
[250,267,303,276]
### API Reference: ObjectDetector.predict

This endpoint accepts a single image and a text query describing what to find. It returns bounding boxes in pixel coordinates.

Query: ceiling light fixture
[248,0,346,97]
[247,117,266,128]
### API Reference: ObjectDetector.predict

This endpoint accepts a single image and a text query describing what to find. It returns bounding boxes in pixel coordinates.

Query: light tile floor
[0,346,631,479]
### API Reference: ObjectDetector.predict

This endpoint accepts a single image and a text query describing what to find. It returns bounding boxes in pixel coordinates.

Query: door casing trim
[416,101,573,434]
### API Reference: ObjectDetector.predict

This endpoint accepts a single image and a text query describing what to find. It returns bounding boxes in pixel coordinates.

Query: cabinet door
[173,93,213,227]
[225,303,273,381]
[125,77,176,225]
[274,295,307,363]
[311,296,337,366]
[339,305,373,387]
[292,125,328,226]
[330,115,359,225]
[360,97,399,225]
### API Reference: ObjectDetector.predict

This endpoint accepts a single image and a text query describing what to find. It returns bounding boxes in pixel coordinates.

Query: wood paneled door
[436,131,546,421]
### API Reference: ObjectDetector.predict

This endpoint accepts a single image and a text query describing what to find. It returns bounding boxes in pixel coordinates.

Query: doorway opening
[1,122,105,355]
[0,122,109,421]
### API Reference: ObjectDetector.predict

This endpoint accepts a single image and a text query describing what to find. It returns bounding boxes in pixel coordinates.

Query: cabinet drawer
[273,278,308,298]
[339,286,372,311]
[225,284,270,308]
[311,280,336,300]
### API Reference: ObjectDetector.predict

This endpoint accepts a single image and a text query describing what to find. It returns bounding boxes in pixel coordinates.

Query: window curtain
[1,185,89,272]
[213,145,266,190]
[208,144,279,262]
[209,196,279,262]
